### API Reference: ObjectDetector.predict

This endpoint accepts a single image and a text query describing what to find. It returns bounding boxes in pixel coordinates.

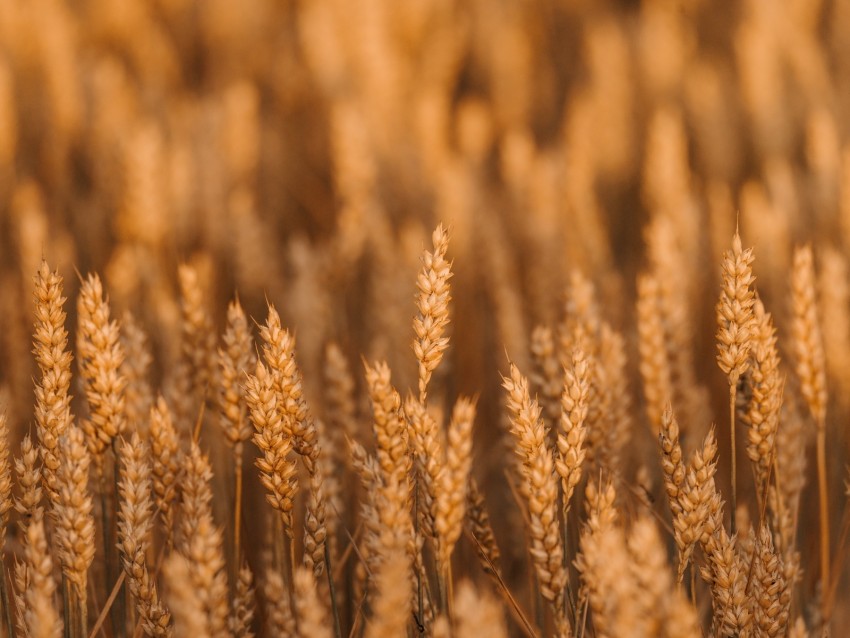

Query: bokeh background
[1,0,850,631]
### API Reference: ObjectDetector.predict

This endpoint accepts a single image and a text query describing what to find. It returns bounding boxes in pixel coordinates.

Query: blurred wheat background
[0,0,849,636]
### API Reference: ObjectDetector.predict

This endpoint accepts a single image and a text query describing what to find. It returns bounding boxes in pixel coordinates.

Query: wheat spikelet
[636,273,673,433]
[262,569,296,637]
[674,427,719,581]
[218,298,255,453]
[321,342,356,522]
[659,406,686,520]
[530,325,563,427]
[451,580,508,638]
[364,546,411,638]
[20,515,62,638]
[413,223,452,404]
[116,433,172,637]
[465,479,501,576]
[577,480,632,638]
[405,396,443,541]
[598,323,632,476]
[76,272,127,465]
[294,566,332,638]
[179,443,230,635]
[556,346,589,513]
[744,298,782,493]
[32,261,73,504]
[365,361,410,513]
[791,245,827,425]
[163,553,210,638]
[173,264,217,427]
[435,396,475,569]
[626,516,700,637]
[150,397,180,547]
[259,303,319,472]
[303,469,328,578]
[245,359,298,534]
[14,434,43,537]
[120,311,154,432]
[230,563,256,638]
[791,244,830,599]
[752,525,791,637]
[52,424,95,609]
[698,495,752,636]
[502,362,566,631]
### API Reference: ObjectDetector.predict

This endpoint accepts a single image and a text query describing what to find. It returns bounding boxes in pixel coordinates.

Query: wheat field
[0,0,849,636]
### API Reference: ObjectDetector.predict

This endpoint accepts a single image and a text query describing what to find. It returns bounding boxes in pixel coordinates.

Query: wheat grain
[413,224,452,405]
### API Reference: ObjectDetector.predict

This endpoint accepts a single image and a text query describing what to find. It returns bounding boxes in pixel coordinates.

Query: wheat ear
[502,363,568,636]
[413,223,452,405]
[230,562,257,638]
[218,298,255,562]
[716,228,755,535]
[791,244,829,606]
[21,515,63,638]
[116,433,171,637]
[32,261,73,505]
[149,397,180,549]
[52,424,95,637]
[76,272,127,467]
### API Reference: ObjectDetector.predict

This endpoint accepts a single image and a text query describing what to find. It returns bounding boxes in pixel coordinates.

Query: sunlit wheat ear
[744,298,782,495]
[120,311,154,431]
[752,526,791,637]
[32,261,73,505]
[716,228,755,534]
[262,569,296,636]
[163,554,209,637]
[636,273,673,434]
[452,580,508,638]
[76,272,127,468]
[20,515,62,638]
[218,298,256,454]
[52,424,95,633]
[365,546,411,638]
[259,303,319,471]
[245,359,298,534]
[435,396,475,570]
[14,434,43,537]
[173,264,217,427]
[530,325,562,426]
[116,433,171,637]
[502,363,568,635]
[294,567,332,638]
[230,563,257,638]
[150,397,180,548]
[413,223,452,405]
[178,443,229,635]
[556,346,589,514]
[790,243,830,603]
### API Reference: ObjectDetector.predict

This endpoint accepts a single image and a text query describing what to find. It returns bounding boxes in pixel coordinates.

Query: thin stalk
[729,384,737,536]
[63,575,71,638]
[817,421,830,622]
[445,561,454,622]
[233,452,243,564]
[324,541,342,638]
[78,585,88,638]
[0,563,15,638]
[413,487,423,633]
[110,443,126,638]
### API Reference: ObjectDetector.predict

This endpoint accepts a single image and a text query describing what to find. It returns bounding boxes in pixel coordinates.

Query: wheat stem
[729,383,737,537]
[817,421,830,618]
